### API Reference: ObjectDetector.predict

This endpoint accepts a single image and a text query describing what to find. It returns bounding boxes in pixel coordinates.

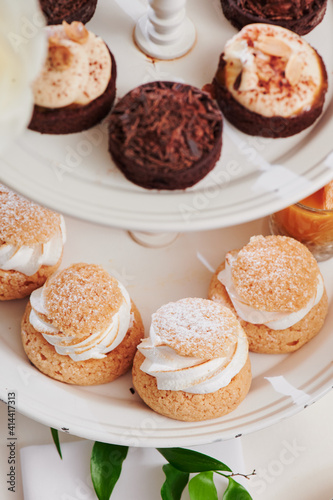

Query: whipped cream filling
[218,253,324,330]
[29,280,132,361]
[0,216,66,276]
[223,24,324,118]
[138,324,248,394]
[33,25,112,109]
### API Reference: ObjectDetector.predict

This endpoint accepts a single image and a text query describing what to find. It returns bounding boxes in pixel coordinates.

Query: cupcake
[108,81,223,190]
[0,185,65,300]
[213,24,328,137]
[132,298,251,421]
[220,0,327,36]
[208,235,328,354]
[40,0,98,25]
[21,263,144,385]
[29,21,117,134]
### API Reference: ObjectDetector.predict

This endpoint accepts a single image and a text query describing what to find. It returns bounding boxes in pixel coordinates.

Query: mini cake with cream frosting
[220,0,327,36]
[132,298,251,421]
[21,263,144,385]
[0,185,65,300]
[29,21,117,134]
[208,235,328,353]
[213,24,328,137]
[40,0,98,25]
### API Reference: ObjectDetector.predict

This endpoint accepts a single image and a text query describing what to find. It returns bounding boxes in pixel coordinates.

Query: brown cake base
[108,81,223,190]
[40,0,98,25]
[132,351,252,421]
[28,51,116,135]
[109,131,222,190]
[220,0,327,36]
[213,54,328,138]
[21,301,144,385]
[0,257,62,301]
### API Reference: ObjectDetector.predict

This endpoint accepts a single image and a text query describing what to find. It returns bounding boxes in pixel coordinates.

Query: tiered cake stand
[0,0,333,446]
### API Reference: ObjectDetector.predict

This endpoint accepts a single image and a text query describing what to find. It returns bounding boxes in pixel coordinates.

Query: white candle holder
[134,0,196,60]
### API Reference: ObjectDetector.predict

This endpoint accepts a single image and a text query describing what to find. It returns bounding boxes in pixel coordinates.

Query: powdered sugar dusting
[232,235,319,312]
[44,263,123,338]
[152,298,242,359]
[0,184,61,245]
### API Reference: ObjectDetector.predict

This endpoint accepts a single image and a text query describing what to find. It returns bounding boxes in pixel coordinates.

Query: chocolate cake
[29,52,116,135]
[28,23,117,135]
[40,0,98,25]
[220,0,327,35]
[213,24,328,138]
[108,82,223,190]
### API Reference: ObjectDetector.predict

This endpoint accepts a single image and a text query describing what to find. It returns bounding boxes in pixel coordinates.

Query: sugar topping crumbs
[152,298,242,359]
[44,263,123,337]
[0,184,61,246]
[231,235,319,312]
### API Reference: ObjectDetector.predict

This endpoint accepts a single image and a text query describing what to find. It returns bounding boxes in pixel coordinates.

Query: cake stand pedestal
[128,230,178,248]
[134,0,196,60]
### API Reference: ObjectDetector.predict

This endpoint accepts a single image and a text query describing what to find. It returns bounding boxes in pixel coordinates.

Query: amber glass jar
[269,189,333,261]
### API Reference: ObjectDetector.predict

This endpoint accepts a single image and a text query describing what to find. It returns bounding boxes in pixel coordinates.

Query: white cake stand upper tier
[0,0,332,231]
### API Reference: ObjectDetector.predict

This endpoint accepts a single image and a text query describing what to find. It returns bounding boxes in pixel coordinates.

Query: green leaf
[90,442,128,500]
[157,448,232,473]
[223,477,253,500]
[188,471,218,500]
[50,428,62,459]
[161,464,189,500]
